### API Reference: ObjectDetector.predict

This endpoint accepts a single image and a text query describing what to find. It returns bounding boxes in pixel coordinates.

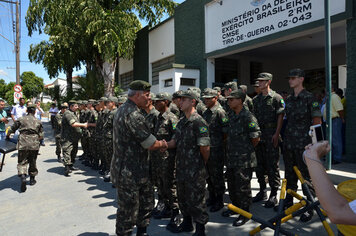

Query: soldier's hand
[271,133,279,148]
[160,140,168,152]
[84,122,89,128]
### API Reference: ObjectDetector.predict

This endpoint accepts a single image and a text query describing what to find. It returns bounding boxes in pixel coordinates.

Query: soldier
[165,90,210,236]
[102,96,117,182]
[239,85,254,112]
[91,100,103,170]
[202,88,228,213]
[54,103,68,162]
[79,100,89,161]
[6,104,43,192]
[61,100,90,176]
[97,97,109,173]
[188,87,207,116]
[83,99,97,167]
[252,73,285,208]
[222,89,260,227]
[252,80,261,97]
[222,81,238,115]
[151,93,179,226]
[283,68,322,222]
[117,96,127,107]
[170,90,183,119]
[213,86,226,106]
[111,80,168,236]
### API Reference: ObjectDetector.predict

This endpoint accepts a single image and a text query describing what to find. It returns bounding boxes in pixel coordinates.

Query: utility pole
[0,0,20,84]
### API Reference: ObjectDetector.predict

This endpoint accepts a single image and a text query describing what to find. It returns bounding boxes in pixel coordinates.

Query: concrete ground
[1,121,355,236]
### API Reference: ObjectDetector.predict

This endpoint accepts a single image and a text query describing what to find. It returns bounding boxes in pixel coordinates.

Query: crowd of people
[3,67,353,236]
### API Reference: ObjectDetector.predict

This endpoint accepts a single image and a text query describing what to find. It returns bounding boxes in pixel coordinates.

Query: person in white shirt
[11,98,27,121]
[49,103,59,129]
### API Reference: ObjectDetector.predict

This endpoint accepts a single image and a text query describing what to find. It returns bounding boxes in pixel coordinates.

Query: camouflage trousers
[206,146,225,197]
[116,179,154,236]
[55,137,61,156]
[88,136,96,164]
[61,140,78,166]
[103,138,113,171]
[17,150,39,176]
[81,136,89,157]
[226,167,253,210]
[177,174,209,225]
[255,136,281,192]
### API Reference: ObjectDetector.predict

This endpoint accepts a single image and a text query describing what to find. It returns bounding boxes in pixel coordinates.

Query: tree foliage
[20,71,44,99]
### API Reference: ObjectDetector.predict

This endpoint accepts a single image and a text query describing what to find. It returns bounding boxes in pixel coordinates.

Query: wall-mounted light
[213,0,223,6]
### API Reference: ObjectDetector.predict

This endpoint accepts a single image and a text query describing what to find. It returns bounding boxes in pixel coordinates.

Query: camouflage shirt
[87,109,98,137]
[173,111,210,182]
[202,103,228,147]
[61,110,82,142]
[54,111,64,138]
[196,99,207,116]
[244,95,254,112]
[95,109,109,139]
[143,107,160,134]
[253,90,285,138]
[226,108,260,169]
[103,107,117,140]
[284,89,322,148]
[169,103,182,119]
[111,99,157,186]
[9,114,43,150]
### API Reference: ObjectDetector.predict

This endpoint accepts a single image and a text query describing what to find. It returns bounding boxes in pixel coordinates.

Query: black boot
[167,215,194,233]
[210,194,224,212]
[252,189,267,202]
[29,176,37,186]
[20,174,27,192]
[57,155,62,163]
[264,190,278,208]
[166,209,180,232]
[103,171,111,182]
[64,165,71,177]
[192,222,206,236]
[233,214,250,227]
[136,226,149,236]
[206,192,216,207]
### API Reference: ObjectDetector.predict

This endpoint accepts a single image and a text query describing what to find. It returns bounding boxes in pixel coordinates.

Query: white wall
[157,68,200,94]
[118,58,133,75]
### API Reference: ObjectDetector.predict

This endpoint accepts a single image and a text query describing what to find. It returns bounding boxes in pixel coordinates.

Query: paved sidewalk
[1,121,355,236]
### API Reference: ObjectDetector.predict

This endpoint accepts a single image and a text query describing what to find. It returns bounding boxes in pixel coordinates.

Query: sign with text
[205,0,346,53]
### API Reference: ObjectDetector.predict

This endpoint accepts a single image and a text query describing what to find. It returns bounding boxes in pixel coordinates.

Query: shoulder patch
[222,117,229,123]
[312,102,319,108]
[199,126,208,134]
[280,99,285,105]
[248,122,256,128]
[172,123,177,130]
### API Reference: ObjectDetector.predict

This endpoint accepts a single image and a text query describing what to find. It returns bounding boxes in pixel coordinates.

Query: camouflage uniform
[61,110,82,166]
[79,106,89,159]
[202,101,228,202]
[151,109,179,212]
[54,111,64,157]
[226,107,260,211]
[94,107,107,168]
[169,102,181,119]
[111,99,156,236]
[173,111,210,225]
[88,107,98,165]
[244,95,254,112]
[102,107,117,172]
[8,114,43,176]
[283,89,321,192]
[253,90,284,193]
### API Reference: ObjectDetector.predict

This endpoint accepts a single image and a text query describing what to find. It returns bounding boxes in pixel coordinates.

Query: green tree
[4,82,16,105]
[0,79,7,99]
[20,71,44,99]
[73,69,105,100]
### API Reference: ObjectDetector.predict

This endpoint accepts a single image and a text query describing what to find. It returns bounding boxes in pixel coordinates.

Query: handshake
[159,139,169,152]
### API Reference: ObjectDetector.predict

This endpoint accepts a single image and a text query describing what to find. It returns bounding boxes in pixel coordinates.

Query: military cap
[61,102,69,108]
[181,90,199,101]
[77,100,83,105]
[68,100,77,105]
[27,104,36,109]
[99,97,108,102]
[82,100,88,105]
[188,87,201,94]
[153,92,172,101]
[252,80,259,87]
[129,80,151,91]
[88,99,96,104]
[226,89,246,101]
[239,85,248,92]
[288,68,305,78]
[202,88,218,98]
[224,81,238,91]
[107,96,118,103]
[172,90,183,99]
[213,86,221,92]
[257,72,273,81]
[118,96,127,104]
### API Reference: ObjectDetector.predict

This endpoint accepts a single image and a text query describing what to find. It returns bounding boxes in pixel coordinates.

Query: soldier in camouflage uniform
[91,101,103,170]
[151,93,179,225]
[61,101,90,176]
[96,97,109,172]
[111,80,168,236]
[283,69,322,222]
[7,104,43,192]
[170,90,183,119]
[222,82,238,115]
[79,101,89,161]
[239,85,254,112]
[202,88,228,213]
[222,89,261,227]
[102,96,117,182]
[252,73,285,208]
[188,87,207,116]
[213,86,226,106]
[165,90,210,236]
[54,103,68,162]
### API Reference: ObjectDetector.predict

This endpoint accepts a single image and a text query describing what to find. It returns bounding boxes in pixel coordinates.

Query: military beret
[202,88,218,98]
[257,72,273,81]
[288,68,305,78]
[181,90,199,101]
[227,89,246,101]
[224,81,238,91]
[153,92,172,101]
[129,80,151,91]
[172,90,183,99]
[213,86,221,92]
[118,96,127,104]
[61,102,69,108]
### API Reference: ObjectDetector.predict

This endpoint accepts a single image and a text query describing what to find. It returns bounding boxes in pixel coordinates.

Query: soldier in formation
[54,103,68,162]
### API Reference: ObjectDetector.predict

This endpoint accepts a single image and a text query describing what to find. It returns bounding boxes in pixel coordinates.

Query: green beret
[129,80,151,91]
[202,88,218,98]
[227,89,246,101]
[257,72,273,81]
[288,68,305,78]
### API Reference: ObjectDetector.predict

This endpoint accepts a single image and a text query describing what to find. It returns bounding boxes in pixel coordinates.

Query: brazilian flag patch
[280,99,285,105]
[312,102,319,108]
[222,117,229,123]
[172,123,177,130]
[249,122,256,128]
[199,126,208,134]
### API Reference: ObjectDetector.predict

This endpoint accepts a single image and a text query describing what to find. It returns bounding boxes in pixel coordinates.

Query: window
[164,78,173,87]
[180,78,196,86]
[120,71,134,90]
[151,56,175,85]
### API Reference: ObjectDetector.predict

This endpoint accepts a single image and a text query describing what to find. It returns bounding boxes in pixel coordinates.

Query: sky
[0,0,185,85]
